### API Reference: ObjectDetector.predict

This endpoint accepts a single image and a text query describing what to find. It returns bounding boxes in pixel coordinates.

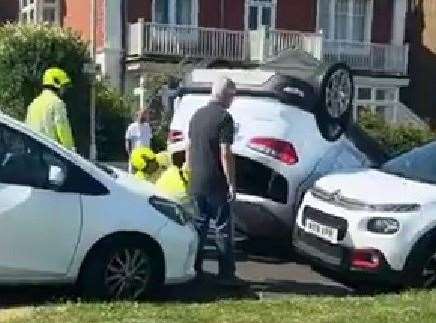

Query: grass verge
[1,290,436,323]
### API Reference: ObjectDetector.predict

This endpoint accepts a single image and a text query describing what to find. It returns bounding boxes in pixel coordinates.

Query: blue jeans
[193,195,235,278]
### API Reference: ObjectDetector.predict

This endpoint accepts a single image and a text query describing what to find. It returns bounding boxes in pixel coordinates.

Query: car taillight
[168,130,184,143]
[351,249,382,271]
[248,137,298,165]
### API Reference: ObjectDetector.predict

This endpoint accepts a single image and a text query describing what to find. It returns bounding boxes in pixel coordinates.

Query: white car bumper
[294,191,419,273]
[157,221,198,284]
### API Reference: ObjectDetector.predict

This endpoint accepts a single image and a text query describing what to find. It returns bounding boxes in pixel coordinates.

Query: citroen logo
[331,189,342,203]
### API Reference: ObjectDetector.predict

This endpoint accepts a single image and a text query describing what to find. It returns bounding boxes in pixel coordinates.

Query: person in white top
[125,108,152,173]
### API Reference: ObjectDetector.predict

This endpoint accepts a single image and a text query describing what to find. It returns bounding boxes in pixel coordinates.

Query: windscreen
[382,141,436,184]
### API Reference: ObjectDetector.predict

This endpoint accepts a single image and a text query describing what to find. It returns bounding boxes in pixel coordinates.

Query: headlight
[367,218,400,234]
[149,196,187,226]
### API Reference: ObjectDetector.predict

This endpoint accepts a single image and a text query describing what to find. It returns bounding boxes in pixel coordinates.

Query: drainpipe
[89,0,97,161]
[120,0,127,94]
[220,0,225,28]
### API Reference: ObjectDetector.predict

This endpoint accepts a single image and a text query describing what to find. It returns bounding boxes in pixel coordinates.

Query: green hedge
[358,112,435,157]
[95,82,133,161]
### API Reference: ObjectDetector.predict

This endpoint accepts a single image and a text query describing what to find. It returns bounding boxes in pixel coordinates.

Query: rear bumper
[293,227,404,285]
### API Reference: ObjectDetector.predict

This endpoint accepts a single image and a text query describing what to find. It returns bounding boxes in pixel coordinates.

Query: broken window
[171,151,288,204]
[235,156,288,204]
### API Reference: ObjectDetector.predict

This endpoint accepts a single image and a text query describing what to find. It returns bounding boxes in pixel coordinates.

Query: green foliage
[96,82,133,161]
[150,107,171,153]
[359,112,435,157]
[0,23,91,154]
[144,72,172,153]
[142,73,170,105]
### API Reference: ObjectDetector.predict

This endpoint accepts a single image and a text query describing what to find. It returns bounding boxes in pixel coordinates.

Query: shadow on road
[0,239,390,308]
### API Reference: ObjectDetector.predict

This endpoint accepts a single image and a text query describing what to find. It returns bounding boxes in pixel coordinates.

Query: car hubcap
[104,248,151,299]
[421,253,436,288]
[325,69,352,118]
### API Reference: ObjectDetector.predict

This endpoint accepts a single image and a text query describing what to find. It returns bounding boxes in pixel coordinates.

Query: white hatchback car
[0,113,197,299]
[168,67,373,241]
[294,141,436,288]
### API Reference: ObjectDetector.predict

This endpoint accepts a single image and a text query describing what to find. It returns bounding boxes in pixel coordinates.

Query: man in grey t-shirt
[186,77,242,285]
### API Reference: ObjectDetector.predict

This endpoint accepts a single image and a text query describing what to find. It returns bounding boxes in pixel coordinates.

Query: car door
[0,124,81,280]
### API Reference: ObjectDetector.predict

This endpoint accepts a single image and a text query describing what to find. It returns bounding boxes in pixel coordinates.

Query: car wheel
[404,244,436,289]
[316,64,354,142]
[79,238,162,300]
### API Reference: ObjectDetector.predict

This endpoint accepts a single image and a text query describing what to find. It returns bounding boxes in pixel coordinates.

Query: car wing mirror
[48,165,66,188]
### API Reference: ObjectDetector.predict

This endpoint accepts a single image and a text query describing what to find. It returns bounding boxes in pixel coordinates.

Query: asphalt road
[0,238,354,308]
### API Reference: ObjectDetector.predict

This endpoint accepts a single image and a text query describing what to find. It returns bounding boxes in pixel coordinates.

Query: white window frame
[19,0,60,25]
[317,0,373,42]
[152,0,198,26]
[20,0,37,24]
[354,85,399,122]
[245,0,277,31]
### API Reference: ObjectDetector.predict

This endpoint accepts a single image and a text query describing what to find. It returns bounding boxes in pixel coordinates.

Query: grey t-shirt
[188,101,234,200]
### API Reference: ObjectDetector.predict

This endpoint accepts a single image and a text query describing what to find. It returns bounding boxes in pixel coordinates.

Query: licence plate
[304,219,338,244]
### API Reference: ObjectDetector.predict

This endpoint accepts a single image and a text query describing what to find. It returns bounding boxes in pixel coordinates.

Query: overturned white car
[167,65,376,241]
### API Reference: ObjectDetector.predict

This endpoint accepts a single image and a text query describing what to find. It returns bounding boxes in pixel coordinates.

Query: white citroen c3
[294,141,436,288]
[0,112,198,299]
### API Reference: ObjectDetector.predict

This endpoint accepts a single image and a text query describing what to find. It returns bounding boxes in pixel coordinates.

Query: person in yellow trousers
[26,68,75,151]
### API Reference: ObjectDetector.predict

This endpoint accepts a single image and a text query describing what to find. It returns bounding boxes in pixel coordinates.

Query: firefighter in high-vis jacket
[26,68,75,150]
[130,146,191,204]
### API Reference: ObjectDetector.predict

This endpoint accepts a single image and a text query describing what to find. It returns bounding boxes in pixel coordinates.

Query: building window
[354,85,399,122]
[318,0,372,42]
[246,0,276,30]
[352,0,367,41]
[153,0,196,26]
[20,0,60,25]
[357,87,371,100]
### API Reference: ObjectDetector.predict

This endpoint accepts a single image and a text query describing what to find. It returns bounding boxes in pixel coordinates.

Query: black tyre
[316,64,354,141]
[403,236,436,289]
[79,238,163,300]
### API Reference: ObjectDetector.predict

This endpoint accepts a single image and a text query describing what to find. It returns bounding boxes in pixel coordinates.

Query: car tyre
[79,238,162,300]
[403,237,436,289]
[316,64,354,142]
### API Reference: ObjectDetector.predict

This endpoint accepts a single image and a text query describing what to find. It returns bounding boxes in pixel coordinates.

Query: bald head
[211,77,236,109]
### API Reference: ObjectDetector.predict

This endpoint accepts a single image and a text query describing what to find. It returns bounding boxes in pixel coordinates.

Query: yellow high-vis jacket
[155,165,190,202]
[26,89,75,150]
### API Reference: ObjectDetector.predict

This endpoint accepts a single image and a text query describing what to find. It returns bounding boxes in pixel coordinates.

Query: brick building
[10,1,422,125]
[404,0,436,126]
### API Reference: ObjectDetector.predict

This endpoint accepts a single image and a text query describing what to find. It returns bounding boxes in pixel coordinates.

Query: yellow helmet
[43,68,71,89]
[130,147,156,171]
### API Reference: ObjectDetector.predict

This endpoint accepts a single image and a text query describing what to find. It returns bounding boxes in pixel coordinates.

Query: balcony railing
[129,21,248,61]
[266,29,323,61]
[128,20,409,75]
[323,40,409,75]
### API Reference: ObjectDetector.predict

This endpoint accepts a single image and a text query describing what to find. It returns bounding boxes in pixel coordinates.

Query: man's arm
[219,113,236,199]
[220,143,235,188]
[185,141,191,168]
[125,139,132,156]
[54,102,75,151]
[125,124,133,156]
